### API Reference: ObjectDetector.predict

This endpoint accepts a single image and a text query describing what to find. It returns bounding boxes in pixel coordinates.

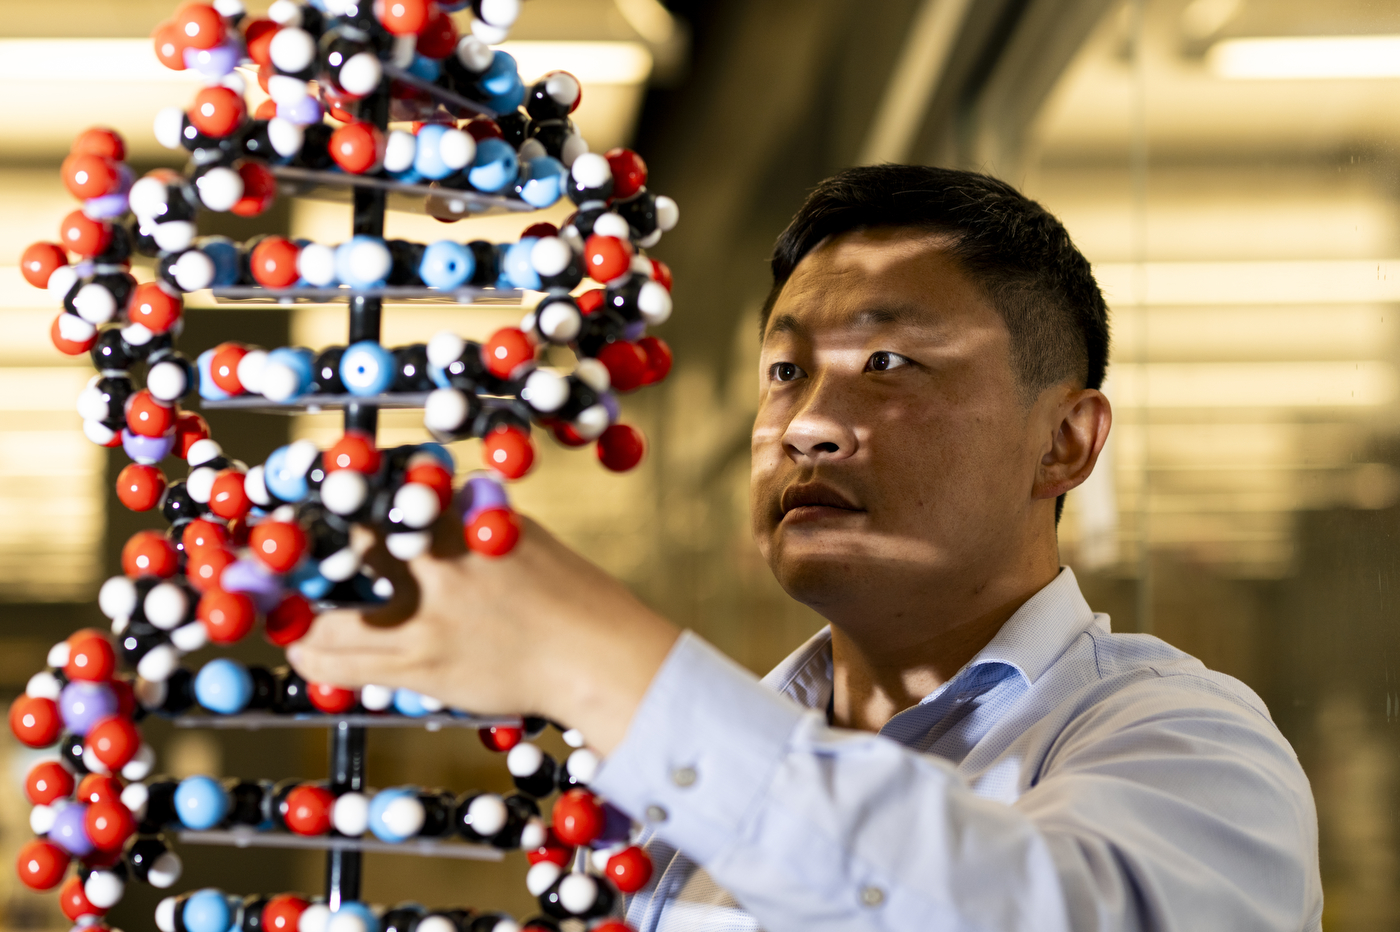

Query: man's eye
[866,351,911,372]
[769,362,806,382]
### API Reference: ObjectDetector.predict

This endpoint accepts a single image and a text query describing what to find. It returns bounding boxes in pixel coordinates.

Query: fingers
[290,609,415,686]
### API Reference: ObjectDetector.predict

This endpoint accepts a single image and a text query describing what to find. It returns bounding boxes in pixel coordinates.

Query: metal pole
[327,70,390,910]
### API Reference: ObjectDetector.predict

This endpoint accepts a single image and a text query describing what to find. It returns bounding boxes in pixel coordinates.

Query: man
[290,166,1323,931]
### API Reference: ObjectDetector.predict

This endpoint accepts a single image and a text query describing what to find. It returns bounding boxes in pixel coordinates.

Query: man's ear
[1033,388,1112,501]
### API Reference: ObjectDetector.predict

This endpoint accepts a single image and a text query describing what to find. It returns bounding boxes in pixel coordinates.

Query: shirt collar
[761,567,1104,712]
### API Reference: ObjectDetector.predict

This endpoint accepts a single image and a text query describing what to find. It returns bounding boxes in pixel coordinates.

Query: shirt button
[671,766,697,787]
[645,804,669,823]
[860,885,885,907]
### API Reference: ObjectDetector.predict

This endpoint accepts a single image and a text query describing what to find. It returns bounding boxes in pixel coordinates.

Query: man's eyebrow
[765,304,936,342]
[767,312,806,339]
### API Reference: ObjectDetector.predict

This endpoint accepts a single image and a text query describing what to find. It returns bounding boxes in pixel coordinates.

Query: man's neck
[827,565,1060,732]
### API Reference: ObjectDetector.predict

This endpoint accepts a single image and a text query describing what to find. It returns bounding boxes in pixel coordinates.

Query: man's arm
[596,633,1321,932]
[289,522,1320,932]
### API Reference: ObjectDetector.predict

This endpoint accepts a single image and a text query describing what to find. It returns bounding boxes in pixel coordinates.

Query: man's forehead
[766,227,990,341]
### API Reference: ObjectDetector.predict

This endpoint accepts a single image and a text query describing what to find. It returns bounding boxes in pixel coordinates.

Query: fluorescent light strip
[0,38,651,87]
[1208,35,1400,80]
[1094,259,1400,306]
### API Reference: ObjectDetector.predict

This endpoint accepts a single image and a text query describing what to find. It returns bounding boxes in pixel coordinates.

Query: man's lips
[780,482,864,519]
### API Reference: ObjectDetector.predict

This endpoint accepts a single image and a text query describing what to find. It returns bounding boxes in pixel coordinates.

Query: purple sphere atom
[462,475,509,522]
[122,428,175,466]
[48,802,93,857]
[220,558,285,613]
[59,680,117,735]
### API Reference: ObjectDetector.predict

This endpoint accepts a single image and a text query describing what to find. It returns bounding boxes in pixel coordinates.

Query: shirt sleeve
[591,631,1321,932]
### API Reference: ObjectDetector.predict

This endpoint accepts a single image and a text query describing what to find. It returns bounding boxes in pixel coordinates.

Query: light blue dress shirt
[592,568,1323,932]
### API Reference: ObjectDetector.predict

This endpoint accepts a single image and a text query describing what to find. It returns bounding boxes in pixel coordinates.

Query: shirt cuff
[592,630,810,865]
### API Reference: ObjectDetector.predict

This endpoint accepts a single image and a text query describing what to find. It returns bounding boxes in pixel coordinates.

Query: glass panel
[1025,1,1400,925]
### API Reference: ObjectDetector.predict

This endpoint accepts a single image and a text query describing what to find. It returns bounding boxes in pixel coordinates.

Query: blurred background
[0,0,1398,928]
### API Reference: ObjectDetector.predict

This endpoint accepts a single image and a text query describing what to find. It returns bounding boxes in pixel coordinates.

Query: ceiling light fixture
[1208,35,1400,80]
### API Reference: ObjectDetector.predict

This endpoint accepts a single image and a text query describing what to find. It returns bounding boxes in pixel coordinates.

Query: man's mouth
[780,482,864,521]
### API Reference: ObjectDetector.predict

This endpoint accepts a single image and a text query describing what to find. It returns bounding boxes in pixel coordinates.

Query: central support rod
[326,72,391,910]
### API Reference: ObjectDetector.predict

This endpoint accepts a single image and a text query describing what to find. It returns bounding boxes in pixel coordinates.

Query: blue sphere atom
[174,776,230,831]
[516,156,567,209]
[501,239,541,290]
[339,341,396,397]
[182,888,232,932]
[468,138,519,194]
[419,240,474,290]
[194,658,253,715]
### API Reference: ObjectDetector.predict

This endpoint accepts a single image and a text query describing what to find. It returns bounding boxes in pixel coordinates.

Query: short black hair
[761,165,1110,520]
[762,165,1109,394]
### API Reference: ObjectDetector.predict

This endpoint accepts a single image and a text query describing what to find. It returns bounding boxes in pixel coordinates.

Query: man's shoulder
[1075,626,1274,724]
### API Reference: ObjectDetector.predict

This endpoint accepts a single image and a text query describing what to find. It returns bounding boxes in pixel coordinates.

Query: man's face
[751,227,1051,617]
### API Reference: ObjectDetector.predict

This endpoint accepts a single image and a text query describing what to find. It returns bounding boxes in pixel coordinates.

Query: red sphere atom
[207,469,252,520]
[173,411,211,459]
[72,127,126,162]
[482,327,535,380]
[584,235,632,284]
[416,4,458,58]
[638,336,673,385]
[576,289,605,315]
[596,341,647,393]
[76,773,124,807]
[465,507,520,557]
[262,895,309,932]
[526,830,573,867]
[551,789,604,846]
[605,148,648,200]
[198,588,257,644]
[51,312,97,355]
[330,122,385,175]
[325,432,381,473]
[649,258,673,291]
[250,236,301,288]
[124,390,175,438]
[182,517,229,555]
[597,424,646,473]
[25,760,75,806]
[84,799,136,852]
[404,462,453,511]
[244,19,279,66]
[59,874,104,921]
[87,716,140,771]
[283,784,335,835]
[128,282,183,334]
[65,632,116,682]
[265,593,314,646]
[378,0,431,35]
[122,529,178,579]
[189,86,246,138]
[17,840,70,891]
[549,421,589,448]
[186,545,236,593]
[605,845,655,893]
[249,520,307,574]
[152,19,188,71]
[9,695,61,748]
[307,683,357,714]
[116,463,166,512]
[175,1,227,50]
[209,342,249,394]
[482,426,535,480]
[233,161,277,217]
[60,210,111,257]
[22,241,68,289]
[62,153,119,200]
[479,725,523,752]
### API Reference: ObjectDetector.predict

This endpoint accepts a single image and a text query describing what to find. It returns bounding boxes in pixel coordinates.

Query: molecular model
[11,1,678,930]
